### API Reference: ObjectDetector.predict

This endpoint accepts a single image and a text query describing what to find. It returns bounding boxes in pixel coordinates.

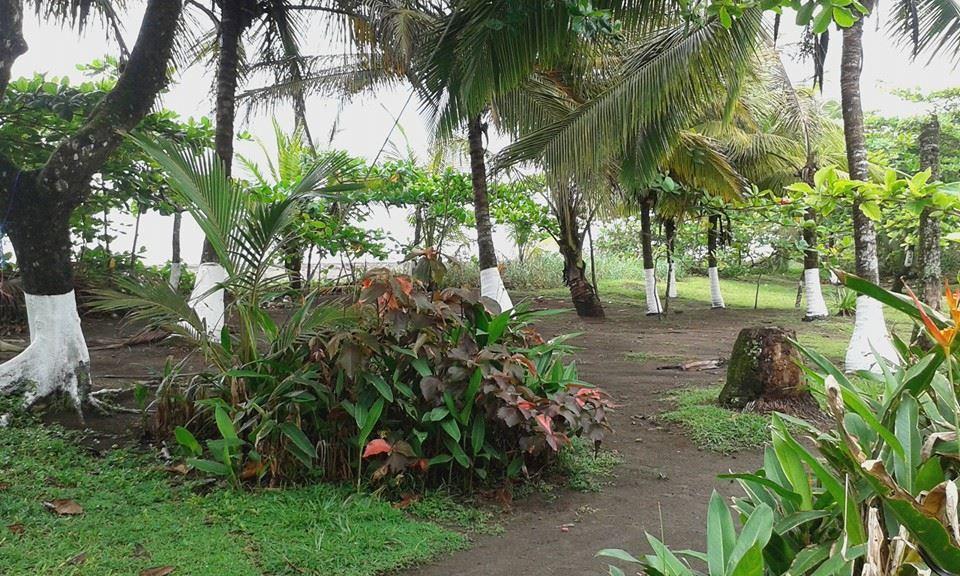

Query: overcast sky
[6,5,958,265]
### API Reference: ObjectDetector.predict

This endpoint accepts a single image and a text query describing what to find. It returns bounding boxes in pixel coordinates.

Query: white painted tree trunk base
[644,268,662,315]
[0,291,90,408]
[168,261,182,291]
[708,267,725,309]
[803,268,830,320]
[188,262,227,337]
[480,266,513,313]
[844,296,899,373]
[667,268,678,298]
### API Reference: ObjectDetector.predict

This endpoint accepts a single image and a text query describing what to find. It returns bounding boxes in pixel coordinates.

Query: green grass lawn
[0,424,467,576]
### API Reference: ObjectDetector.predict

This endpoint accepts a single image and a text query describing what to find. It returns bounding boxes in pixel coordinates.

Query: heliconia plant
[600,273,960,575]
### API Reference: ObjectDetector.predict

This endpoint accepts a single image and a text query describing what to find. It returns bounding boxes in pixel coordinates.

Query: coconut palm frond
[665,131,748,202]
[889,0,960,66]
[494,11,765,187]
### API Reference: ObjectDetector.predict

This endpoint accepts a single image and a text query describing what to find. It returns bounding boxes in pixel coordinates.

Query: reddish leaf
[140,567,175,576]
[67,553,86,566]
[43,499,83,516]
[535,414,553,435]
[7,523,24,535]
[362,439,392,458]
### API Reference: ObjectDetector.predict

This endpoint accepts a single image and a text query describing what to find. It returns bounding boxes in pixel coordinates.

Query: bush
[148,268,613,489]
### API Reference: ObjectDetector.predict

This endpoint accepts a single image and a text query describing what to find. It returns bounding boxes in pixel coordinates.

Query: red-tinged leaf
[140,567,175,576]
[362,438,392,458]
[43,499,83,516]
[67,553,86,566]
[7,523,24,535]
[535,414,553,435]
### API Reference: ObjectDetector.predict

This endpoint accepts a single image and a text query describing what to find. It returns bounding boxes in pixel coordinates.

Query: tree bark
[664,217,678,304]
[169,210,182,290]
[201,0,252,264]
[719,327,814,413]
[556,208,604,318]
[840,1,898,372]
[0,0,183,408]
[840,11,880,285]
[917,114,942,310]
[468,115,497,271]
[640,194,661,315]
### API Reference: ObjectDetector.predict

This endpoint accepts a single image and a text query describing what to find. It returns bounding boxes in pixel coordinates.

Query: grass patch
[556,438,623,492]
[624,351,647,363]
[0,424,465,576]
[407,492,502,535]
[659,385,769,454]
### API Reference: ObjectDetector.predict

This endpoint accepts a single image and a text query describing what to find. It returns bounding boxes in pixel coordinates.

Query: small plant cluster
[600,274,960,575]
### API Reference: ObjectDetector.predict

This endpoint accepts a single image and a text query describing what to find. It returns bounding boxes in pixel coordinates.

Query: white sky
[6,5,958,265]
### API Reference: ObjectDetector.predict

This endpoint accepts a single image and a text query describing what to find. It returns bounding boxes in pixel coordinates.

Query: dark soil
[2,297,791,575]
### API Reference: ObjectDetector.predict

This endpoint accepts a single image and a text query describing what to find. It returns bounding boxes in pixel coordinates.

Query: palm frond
[494,12,765,187]
[889,0,960,66]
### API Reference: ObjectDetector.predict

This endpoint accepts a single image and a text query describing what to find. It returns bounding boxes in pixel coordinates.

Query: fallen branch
[656,358,727,371]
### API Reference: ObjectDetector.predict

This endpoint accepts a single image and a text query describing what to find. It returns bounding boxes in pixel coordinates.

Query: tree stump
[719,327,811,411]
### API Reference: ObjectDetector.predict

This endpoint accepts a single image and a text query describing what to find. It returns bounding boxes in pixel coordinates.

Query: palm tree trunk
[640,195,661,315]
[468,115,511,311]
[707,214,724,308]
[169,210,182,290]
[555,204,603,318]
[193,0,248,336]
[802,206,829,320]
[917,114,942,310]
[664,217,678,302]
[840,6,897,372]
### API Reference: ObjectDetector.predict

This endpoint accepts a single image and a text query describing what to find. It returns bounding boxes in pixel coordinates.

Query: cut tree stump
[719,327,814,411]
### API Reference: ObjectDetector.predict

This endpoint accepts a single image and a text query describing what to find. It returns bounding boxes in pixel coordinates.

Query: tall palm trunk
[468,115,512,312]
[664,217,678,303]
[640,194,661,315]
[707,214,724,308]
[840,6,897,371]
[916,114,942,310]
[192,0,250,336]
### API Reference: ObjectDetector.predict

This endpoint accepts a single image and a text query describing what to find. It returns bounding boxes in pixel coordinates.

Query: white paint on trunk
[708,267,725,308]
[189,262,227,337]
[829,269,840,285]
[168,261,182,291]
[845,295,899,373]
[667,267,678,298]
[480,266,513,313]
[803,268,830,319]
[644,268,662,315]
[0,291,90,407]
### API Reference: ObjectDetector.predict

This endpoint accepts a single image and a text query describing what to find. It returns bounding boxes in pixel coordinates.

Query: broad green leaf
[707,490,736,576]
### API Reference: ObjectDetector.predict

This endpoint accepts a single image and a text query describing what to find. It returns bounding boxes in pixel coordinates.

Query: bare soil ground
[402,297,782,576]
[2,295,807,575]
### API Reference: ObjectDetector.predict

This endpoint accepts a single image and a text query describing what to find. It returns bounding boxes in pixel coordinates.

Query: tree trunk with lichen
[916,114,942,310]
[719,327,812,411]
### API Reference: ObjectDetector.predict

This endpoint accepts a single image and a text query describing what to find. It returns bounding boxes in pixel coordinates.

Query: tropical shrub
[98,136,612,489]
[600,273,960,575]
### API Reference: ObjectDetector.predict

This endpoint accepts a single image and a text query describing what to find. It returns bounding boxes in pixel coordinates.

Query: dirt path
[403,298,781,576]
